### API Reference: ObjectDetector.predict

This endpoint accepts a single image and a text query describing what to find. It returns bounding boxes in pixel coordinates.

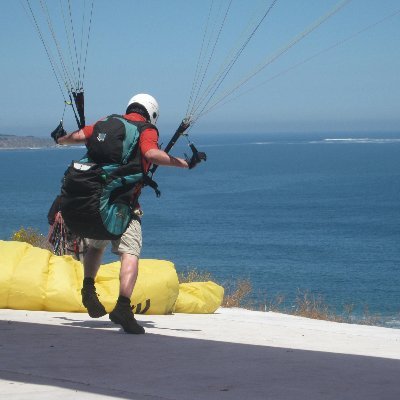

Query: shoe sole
[87,308,107,318]
[109,312,145,334]
[82,298,107,318]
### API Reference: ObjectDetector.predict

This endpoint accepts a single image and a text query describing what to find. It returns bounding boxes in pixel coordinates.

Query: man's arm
[57,129,87,145]
[144,148,189,168]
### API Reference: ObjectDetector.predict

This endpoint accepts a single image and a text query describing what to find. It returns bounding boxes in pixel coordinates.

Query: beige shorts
[87,216,142,257]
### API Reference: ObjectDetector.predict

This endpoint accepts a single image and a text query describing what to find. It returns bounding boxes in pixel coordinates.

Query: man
[53,94,197,334]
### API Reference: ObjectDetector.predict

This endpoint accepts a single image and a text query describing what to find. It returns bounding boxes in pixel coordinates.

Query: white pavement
[0,308,399,400]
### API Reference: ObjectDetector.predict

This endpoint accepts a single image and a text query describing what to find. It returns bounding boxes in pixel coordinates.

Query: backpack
[60,115,159,240]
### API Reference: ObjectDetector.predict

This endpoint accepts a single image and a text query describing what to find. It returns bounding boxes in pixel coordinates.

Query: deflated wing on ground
[174,282,225,314]
[0,241,223,314]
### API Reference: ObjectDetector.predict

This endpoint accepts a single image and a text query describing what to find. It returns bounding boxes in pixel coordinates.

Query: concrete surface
[0,308,399,399]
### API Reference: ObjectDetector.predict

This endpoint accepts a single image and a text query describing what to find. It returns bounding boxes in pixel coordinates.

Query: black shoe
[109,302,145,334]
[81,285,107,318]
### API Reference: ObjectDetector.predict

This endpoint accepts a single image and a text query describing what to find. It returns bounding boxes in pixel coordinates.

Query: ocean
[1,132,399,327]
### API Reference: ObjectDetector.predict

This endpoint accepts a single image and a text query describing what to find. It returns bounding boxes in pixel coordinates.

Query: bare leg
[119,253,139,298]
[108,218,144,334]
[109,253,144,334]
[83,246,104,279]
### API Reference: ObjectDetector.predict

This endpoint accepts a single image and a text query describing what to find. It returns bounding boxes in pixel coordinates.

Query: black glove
[186,143,207,169]
[50,121,67,144]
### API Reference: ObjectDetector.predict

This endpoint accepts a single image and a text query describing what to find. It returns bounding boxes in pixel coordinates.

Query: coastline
[0,144,85,151]
[0,147,55,151]
[0,134,54,150]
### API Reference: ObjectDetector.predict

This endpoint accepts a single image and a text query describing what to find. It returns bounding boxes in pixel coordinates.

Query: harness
[60,115,159,240]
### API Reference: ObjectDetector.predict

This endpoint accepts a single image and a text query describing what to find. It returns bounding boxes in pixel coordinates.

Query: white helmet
[126,93,159,125]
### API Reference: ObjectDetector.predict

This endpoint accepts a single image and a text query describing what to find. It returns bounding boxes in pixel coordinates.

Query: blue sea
[1,132,399,327]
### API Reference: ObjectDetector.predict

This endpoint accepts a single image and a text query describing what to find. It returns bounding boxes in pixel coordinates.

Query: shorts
[86,216,142,257]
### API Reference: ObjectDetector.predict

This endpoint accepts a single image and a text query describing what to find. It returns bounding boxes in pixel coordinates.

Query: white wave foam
[321,138,400,144]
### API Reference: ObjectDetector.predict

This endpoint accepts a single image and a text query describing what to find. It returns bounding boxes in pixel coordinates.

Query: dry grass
[221,279,253,308]
[258,293,286,313]
[292,290,348,323]
[177,267,382,326]
[264,290,381,326]
[177,268,214,284]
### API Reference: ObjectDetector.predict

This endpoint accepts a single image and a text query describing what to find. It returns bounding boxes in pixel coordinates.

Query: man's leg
[83,245,105,278]
[109,217,145,334]
[119,253,139,298]
[81,244,107,318]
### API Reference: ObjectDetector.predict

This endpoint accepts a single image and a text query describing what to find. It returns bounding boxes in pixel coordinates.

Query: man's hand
[50,121,67,144]
[185,144,207,169]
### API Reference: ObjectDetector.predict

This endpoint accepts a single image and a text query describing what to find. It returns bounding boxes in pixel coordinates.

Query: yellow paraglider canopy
[0,240,223,314]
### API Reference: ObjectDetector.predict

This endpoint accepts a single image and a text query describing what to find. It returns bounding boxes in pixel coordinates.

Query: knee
[88,246,105,256]
[121,253,138,265]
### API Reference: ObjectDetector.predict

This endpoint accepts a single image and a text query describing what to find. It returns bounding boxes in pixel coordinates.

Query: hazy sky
[1,0,399,137]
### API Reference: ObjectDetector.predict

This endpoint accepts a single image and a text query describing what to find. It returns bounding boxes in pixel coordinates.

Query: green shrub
[11,227,52,251]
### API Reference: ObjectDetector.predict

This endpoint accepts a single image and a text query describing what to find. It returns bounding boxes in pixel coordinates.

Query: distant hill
[0,134,55,149]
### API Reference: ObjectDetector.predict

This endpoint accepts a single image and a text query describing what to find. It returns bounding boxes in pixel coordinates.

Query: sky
[0,0,399,137]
